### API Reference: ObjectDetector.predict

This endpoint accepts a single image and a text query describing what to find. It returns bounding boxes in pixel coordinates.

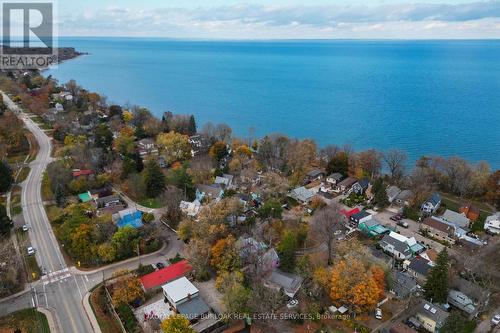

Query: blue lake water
[46,38,500,168]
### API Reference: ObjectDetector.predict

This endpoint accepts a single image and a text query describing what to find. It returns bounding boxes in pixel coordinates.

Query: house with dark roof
[405,256,433,284]
[379,232,412,260]
[334,177,357,193]
[352,178,370,195]
[305,169,325,183]
[421,217,456,244]
[390,271,418,299]
[264,269,303,298]
[350,210,372,225]
[415,301,449,333]
[421,193,441,214]
[326,173,343,186]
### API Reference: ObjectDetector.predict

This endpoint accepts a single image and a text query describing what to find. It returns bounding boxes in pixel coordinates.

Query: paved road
[0,92,185,332]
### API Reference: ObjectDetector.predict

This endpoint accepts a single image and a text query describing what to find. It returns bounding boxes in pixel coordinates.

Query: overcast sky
[56,0,500,39]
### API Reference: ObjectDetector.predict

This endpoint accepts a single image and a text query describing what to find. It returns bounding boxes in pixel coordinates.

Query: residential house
[289,186,315,204]
[95,195,125,216]
[459,204,480,223]
[112,208,143,229]
[136,138,159,160]
[419,249,438,266]
[450,276,490,319]
[395,190,413,207]
[379,232,412,260]
[326,173,343,186]
[196,184,224,202]
[441,209,470,229]
[421,217,456,244]
[421,193,441,214]
[214,174,234,189]
[140,260,192,292]
[341,208,360,221]
[484,212,500,235]
[387,185,402,203]
[405,256,432,284]
[390,271,418,299]
[415,301,449,333]
[264,269,303,298]
[179,200,201,217]
[334,177,357,193]
[448,289,476,315]
[162,277,210,323]
[359,218,389,237]
[352,178,370,195]
[350,210,372,226]
[188,135,211,156]
[305,169,325,183]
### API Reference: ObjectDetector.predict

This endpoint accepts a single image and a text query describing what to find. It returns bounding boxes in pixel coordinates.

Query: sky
[55,0,500,39]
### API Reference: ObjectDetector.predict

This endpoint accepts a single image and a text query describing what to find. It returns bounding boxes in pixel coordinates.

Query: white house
[379,232,412,260]
[421,193,441,214]
[484,212,500,234]
[326,173,343,186]
[179,200,201,217]
[162,277,199,307]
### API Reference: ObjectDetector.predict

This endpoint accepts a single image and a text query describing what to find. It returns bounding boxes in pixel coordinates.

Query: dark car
[156,262,165,270]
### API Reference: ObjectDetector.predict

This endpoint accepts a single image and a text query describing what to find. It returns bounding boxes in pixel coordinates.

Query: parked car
[492,314,500,325]
[156,262,165,270]
[27,246,36,256]
[375,308,382,320]
[397,220,409,228]
[286,299,299,309]
[22,224,29,232]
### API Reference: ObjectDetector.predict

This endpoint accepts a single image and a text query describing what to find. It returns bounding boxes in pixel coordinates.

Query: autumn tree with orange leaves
[329,259,385,312]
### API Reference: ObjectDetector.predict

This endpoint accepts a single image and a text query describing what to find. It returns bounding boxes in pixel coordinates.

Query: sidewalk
[37,307,60,333]
[82,292,102,333]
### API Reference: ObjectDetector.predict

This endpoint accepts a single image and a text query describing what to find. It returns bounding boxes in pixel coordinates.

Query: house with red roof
[140,260,192,291]
[341,208,360,220]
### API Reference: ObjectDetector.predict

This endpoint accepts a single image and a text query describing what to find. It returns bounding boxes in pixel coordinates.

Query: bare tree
[161,186,183,228]
[310,203,344,265]
[443,157,472,197]
[357,149,382,179]
[383,149,407,181]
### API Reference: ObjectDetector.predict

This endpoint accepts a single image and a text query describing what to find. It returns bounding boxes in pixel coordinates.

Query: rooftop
[140,260,192,290]
[162,277,199,304]
[417,301,449,325]
[442,209,470,228]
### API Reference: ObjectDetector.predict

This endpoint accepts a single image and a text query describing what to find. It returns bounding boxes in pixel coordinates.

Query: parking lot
[373,209,445,252]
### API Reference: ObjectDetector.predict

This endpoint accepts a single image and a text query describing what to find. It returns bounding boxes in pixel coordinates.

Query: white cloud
[59,2,500,39]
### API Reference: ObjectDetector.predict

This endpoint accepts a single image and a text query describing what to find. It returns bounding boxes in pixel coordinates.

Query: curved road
[0,92,184,332]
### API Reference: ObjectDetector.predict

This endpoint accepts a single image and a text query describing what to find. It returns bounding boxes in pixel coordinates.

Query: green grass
[11,205,22,216]
[25,256,41,281]
[45,205,64,222]
[138,197,163,208]
[0,308,50,333]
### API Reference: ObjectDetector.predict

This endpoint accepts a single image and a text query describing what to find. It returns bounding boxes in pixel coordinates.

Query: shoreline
[42,43,500,170]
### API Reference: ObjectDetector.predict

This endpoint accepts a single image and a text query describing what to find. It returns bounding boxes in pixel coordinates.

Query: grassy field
[41,172,53,201]
[0,309,49,333]
[16,167,31,183]
[138,197,163,208]
[89,286,123,333]
[10,185,22,217]
[15,229,41,282]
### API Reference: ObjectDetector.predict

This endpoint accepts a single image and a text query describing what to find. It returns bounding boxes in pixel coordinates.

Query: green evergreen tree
[0,204,13,235]
[440,312,476,333]
[277,230,297,272]
[326,152,349,176]
[143,160,166,198]
[424,249,449,303]
[372,178,389,208]
[188,115,197,136]
[0,161,13,193]
[55,183,66,207]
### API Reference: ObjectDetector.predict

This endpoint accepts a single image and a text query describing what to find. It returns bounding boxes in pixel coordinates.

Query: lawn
[138,197,163,208]
[89,286,124,333]
[0,309,49,333]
